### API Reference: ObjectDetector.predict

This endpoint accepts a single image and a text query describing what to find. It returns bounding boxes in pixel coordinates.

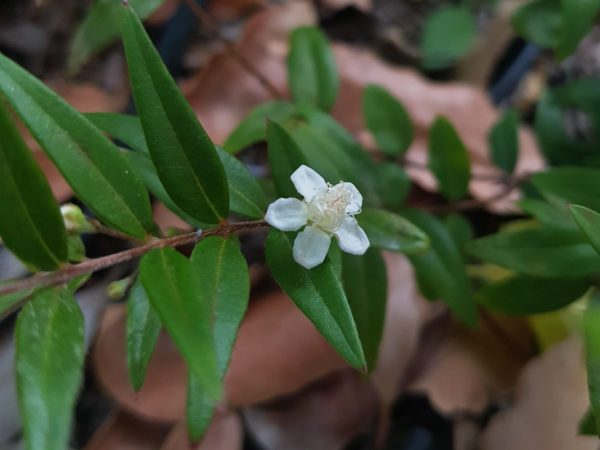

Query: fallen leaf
[479,336,597,450]
[160,411,242,450]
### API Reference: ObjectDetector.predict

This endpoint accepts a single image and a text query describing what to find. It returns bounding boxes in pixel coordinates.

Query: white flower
[265,165,370,269]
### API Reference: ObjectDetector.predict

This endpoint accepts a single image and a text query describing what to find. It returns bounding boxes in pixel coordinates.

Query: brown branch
[179,0,284,100]
[0,220,269,299]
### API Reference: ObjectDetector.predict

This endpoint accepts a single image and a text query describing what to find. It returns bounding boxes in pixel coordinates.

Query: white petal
[335,217,370,255]
[265,198,308,231]
[343,182,363,215]
[291,165,327,202]
[293,226,331,269]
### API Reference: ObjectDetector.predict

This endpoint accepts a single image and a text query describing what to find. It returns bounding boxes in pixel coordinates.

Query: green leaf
[267,120,308,199]
[511,0,561,48]
[16,288,85,450]
[216,147,267,219]
[342,248,387,372]
[428,117,471,201]
[287,26,339,112]
[363,84,413,156]
[476,275,590,315]
[442,214,473,253]
[0,100,66,270]
[519,198,573,227]
[579,409,597,436]
[68,0,165,73]
[489,109,519,174]
[374,163,411,211]
[556,0,600,60]
[85,112,149,157]
[533,168,600,213]
[187,236,249,440]
[139,247,221,399]
[0,284,33,319]
[223,101,298,154]
[421,6,476,69]
[402,208,478,328]
[122,5,229,224]
[328,238,343,280]
[465,226,600,277]
[126,278,161,392]
[67,236,86,263]
[571,205,600,256]
[357,208,429,254]
[584,302,600,437]
[265,229,365,369]
[0,53,154,239]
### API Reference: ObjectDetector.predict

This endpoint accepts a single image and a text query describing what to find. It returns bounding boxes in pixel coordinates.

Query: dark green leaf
[126,278,161,391]
[511,0,561,48]
[402,208,478,328]
[287,26,339,111]
[0,53,153,238]
[0,100,66,270]
[67,236,86,263]
[421,6,476,69]
[476,275,590,315]
[122,5,229,224]
[489,109,519,174]
[374,163,411,210]
[223,101,298,154]
[518,198,573,227]
[267,120,308,198]
[465,226,600,277]
[356,208,429,254]
[442,214,473,253]
[579,409,597,436]
[556,0,600,60]
[68,0,165,73]
[572,204,600,256]
[342,248,387,372]
[328,238,343,280]
[85,112,149,157]
[16,288,85,450]
[363,84,413,156]
[186,374,215,442]
[265,229,365,369]
[584,302,600,437]
[139,247,221,399]
[428,117,471,201]
[533,167,600,213]
[0,284,33,319]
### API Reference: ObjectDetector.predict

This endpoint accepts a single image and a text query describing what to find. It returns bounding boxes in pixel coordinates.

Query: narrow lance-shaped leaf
[122,5,229,224]
[532,167,600,213]
[342,248,387,372]
[428,116,471,201]
[0,53,154,238]
[0,100,67,271]
[489,109,519,174]
[572,205,600,257]
[86,112,149,157]
[265,229,365,369]
[16,288,85,450]
[186,236,250,440]
[140,247,221,399]
[126,278,162,392]
[288,26,339,112]
[363,84,413,156]
[267,120,308,199]
[584,300,600,437]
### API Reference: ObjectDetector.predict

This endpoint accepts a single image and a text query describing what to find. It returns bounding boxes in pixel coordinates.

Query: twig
[0,220,269,299]
[85,218,146,244]
[179,0,284,100]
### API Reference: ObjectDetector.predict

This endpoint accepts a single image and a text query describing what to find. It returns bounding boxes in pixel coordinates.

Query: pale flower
[265,165,370,269]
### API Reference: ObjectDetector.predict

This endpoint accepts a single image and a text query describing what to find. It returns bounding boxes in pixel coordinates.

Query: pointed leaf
[428,116,471,200]
[0,53,153,238]
[0,100,66,270]
[556,0,600,61]
[533,167,600,213]
[288,26,339,111]
[571,204,600,256]
[363,84,413,156]
[126,278,161,391]
[16,288,85,450]
[579,409,597,436]
[186,374,216,442]
[267,120,308,199]
[342,248,387,372]
[265,229,365,369]
[86,112,149,157]
[122,5,229,224]
[489,109,519,174]
[139,247,221,399]
[356,208,429,254]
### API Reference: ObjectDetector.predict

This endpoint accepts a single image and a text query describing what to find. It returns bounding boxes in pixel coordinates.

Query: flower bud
[61,203,86,235]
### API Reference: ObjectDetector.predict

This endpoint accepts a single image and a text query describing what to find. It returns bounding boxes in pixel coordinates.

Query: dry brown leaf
[479,336,597,450]
[243,368,378,450]
[160,411,243,450]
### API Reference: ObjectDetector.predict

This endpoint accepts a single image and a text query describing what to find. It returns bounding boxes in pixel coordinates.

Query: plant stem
[85,218,146,244]
[0,220,269,299]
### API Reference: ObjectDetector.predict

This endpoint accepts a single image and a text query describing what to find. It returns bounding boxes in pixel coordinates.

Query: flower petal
[335,217,370,255]
[343,182,362,215]
[265,198,308,231]
[291,165,327,202]
[293,226,331,269]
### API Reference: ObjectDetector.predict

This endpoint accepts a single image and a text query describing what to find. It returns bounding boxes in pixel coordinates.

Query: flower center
[306,182,352,233]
